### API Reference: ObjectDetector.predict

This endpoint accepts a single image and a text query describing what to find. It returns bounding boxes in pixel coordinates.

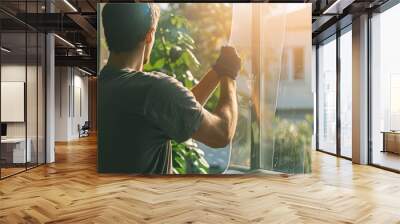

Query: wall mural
[97,3,312,174]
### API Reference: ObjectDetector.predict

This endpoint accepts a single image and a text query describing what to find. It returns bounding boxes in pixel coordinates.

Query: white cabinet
[1,138,32,163]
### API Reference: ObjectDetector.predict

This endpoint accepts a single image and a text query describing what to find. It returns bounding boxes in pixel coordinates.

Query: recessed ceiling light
[323,0,355,15]
[78,67,93,76]
[63,0,78,12]
[54,34,75,48]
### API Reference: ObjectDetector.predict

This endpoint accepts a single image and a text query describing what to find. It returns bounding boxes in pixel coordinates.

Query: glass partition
[0,1,46,179]
[1,31,28,177]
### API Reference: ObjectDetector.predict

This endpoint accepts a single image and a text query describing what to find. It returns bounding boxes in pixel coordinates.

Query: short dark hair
[102,3,160,53]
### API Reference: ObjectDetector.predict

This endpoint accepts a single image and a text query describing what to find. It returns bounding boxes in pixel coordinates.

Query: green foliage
[272,114,313,173]
[172,3,232,111]
[144,12,209,174]
[173,4,232,77]
[172,140,210,174]
[144,13,200,87]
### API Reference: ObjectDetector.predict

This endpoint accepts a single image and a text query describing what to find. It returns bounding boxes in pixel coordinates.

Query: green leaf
[190,146,205,157]
[153,58,165,70]
[175,156,185,169]
[198,157,210,168]
[181,32,195,44]
[181,49,200,71]
[198,167,208,174]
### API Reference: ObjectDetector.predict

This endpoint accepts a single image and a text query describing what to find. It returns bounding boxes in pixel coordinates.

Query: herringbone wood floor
[1,135,400,224]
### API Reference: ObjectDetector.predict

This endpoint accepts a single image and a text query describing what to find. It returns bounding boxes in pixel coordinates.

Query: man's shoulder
[146,71,176,83]
[145,72,189,100]
[145,71,169,79]
[145,71,183,88]
[99,66,169,81]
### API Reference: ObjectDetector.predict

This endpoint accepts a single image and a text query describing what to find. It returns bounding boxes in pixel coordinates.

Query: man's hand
[212,46,242,80]
[191,46,242,105]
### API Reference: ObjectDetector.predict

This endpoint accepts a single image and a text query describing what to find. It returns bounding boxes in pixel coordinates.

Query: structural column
[352,14,369,164]
[46,1,55,163]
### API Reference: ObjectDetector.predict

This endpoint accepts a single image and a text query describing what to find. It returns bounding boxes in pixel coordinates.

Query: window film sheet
[227,4,253,170]
[229,4,312,173]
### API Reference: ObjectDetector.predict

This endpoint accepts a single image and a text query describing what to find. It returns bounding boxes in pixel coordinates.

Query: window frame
[315,24,353,161]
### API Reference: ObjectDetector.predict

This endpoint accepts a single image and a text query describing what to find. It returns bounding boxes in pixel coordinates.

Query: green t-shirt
[98,65,204,174]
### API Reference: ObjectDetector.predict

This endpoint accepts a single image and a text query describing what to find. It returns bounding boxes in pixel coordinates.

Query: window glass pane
[371,4,400,171]
[258,4,312,173]
[229,4,313,173]
[318,37,337,154]
[340,29,352,158]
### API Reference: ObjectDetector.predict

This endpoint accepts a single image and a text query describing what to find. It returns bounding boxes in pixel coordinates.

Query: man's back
[97,65,204,174]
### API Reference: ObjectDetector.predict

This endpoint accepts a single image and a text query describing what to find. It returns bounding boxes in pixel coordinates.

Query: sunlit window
[318,36,337,154]
[371,3,400,171]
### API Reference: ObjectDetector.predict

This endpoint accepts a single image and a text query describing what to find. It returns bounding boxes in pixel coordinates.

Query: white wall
[71,72,89,138]
[55,67,89,141]
[1,65,32,137]
[55,67,69,141]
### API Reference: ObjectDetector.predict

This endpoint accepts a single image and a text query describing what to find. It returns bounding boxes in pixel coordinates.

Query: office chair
[78,121,90,138]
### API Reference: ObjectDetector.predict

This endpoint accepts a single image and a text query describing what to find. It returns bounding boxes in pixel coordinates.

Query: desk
[382,131,400,155]
[1,138,31,163]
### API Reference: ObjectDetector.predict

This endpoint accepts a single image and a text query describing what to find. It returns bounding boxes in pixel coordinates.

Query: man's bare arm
[191,46,241,148]
[192,76,238,148]
[191,70,221,106]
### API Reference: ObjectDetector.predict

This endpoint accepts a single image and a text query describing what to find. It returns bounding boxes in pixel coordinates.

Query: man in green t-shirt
[98,3,241,174]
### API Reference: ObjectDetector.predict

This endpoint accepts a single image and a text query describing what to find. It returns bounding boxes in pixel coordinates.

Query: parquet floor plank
[1,135,400,223]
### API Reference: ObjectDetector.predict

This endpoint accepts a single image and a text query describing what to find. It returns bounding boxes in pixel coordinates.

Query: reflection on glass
[371,4,400,171]
[340,29,352,158]
[318,37,337,154]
